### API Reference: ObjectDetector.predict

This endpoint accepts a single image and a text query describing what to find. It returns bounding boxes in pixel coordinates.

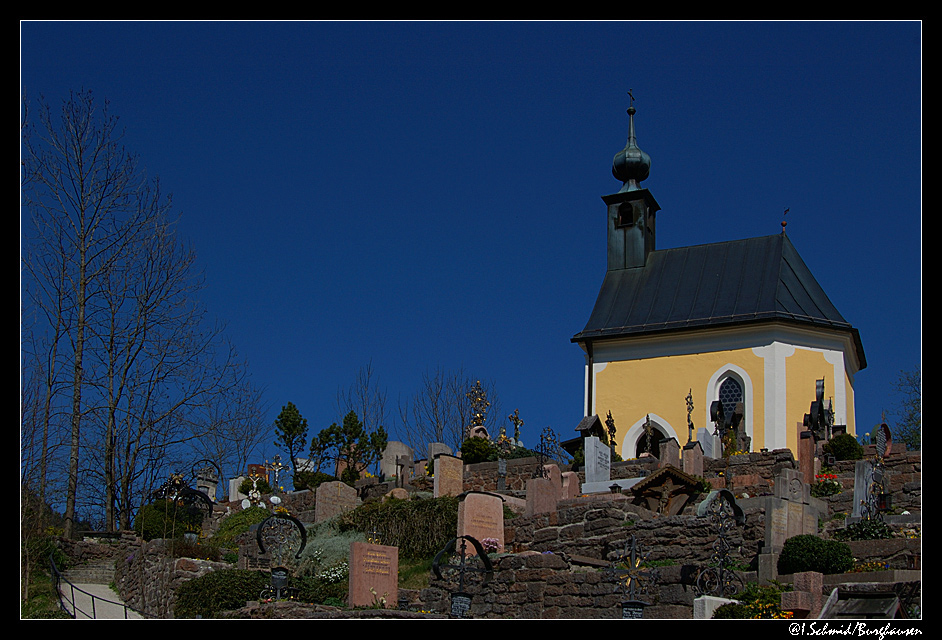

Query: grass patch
[399,556,434,590]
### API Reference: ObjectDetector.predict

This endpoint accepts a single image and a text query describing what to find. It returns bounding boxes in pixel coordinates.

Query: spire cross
[627,89,635,109]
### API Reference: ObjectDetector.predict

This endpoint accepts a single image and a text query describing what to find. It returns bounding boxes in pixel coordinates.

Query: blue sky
[20,21,921,460]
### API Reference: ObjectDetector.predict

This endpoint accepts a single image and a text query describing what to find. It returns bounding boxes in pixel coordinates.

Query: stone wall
[503,495,765,566]
[114,537,231,618]
[419,549,718,619]
[463,456,547,493]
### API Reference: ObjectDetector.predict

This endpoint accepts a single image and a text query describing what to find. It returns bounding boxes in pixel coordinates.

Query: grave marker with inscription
[434,454,464,497]
[348,541,398,608]
[581,436,642,494]
[457,492,504,554]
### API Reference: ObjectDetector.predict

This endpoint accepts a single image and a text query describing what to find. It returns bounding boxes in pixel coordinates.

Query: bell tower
[604,96,661,270]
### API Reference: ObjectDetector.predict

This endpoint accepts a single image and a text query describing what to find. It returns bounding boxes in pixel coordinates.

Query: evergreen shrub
[173,568,270,618]
[208,506,270,548]
[238,476,273,495]
[293,470,337,492]
[460,437,496,464]
[337,495,459,559]
[712,582,793,619]
[777,534,854,575]
[834,518,893,541]
[822,434,864,461]
[134,500,204,541]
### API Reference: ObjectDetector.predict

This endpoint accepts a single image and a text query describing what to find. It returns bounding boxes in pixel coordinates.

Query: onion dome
[612,104,651,192]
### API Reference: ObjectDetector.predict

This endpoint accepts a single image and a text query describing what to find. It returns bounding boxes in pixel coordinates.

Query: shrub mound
[337,495,459,559]
[208,505,270,548]
[134,500,204,541]
[777,534,854,575]
[174,568,270,618]
[822,433,864,461]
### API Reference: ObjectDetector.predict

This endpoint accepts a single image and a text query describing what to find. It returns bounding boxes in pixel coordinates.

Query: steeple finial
[612,90,651,192]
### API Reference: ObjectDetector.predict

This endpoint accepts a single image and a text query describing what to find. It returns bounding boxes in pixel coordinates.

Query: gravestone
[780,571,824,618]
[851,459,874,518]
[229,476,246,502]
[799,429,815,485]
[434,454,464,497]
[697,427,718,459]
[380,441,413,480]
[348,541,398,608]
[561,471,581,499]
[682,440,704,477]
[658,437,680,469]
[694,595,738,619]
[314,480,359,523]
[763,468,824,554]
[581,436,642,494]
[427,442,452,460]
[497,457,507,490]
[457,492,504,554]
[526,464,561,517]
[395,455,414,488]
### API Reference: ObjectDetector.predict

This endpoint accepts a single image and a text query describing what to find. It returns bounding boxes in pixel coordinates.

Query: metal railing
[50,554,148,619]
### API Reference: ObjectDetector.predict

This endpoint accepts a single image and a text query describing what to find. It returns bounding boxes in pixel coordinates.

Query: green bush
[822,433,864,461]
[173,568,270,618]
[134,500,204,541]
[460,437,497,464]
[337,495,459,560]
[208,505,270,548]
[293,470,337,492]
[340,466,360,486]
[294,573,349,605]
[777,534,853,575]
[239,476,273,495]
[834,518,893,541]
[712,582,792,619]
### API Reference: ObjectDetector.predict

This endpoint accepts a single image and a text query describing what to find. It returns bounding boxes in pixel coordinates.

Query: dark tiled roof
[572,233,866,368]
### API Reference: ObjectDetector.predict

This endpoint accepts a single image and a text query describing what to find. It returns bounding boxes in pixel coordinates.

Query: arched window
[623,415,674,459]
[718,376,744,421]
[704,365,753,458]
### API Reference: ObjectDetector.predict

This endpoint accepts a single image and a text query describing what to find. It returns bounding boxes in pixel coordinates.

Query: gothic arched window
[718,377,744,421]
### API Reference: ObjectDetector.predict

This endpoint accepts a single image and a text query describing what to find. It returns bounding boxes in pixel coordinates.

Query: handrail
[49,554,149,619]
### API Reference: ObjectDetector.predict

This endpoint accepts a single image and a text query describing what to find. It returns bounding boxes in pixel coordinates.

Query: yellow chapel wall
[591,341,857,461]
[593,347,766,459]
[782,346,857,454]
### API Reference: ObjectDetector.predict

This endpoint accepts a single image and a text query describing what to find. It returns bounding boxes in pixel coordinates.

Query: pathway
[58,581,144,619]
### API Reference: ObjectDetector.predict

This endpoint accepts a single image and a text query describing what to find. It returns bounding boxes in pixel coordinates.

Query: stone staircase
[62,560,116,585]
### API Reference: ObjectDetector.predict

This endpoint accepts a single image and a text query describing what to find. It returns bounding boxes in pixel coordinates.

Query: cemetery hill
[24,100,921,622]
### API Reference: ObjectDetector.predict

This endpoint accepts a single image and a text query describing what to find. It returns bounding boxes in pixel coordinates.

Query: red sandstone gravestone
[457,492,505,555]
[348,541,399,609]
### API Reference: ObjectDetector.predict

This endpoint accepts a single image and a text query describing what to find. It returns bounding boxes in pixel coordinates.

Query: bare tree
[397,366,503,456]
[189,377,269,486]
[336,361,388,438]
[22,90,155,536]
[22,90,247,533]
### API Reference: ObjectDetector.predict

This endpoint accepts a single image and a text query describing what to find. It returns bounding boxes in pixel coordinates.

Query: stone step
[62,563,116,585]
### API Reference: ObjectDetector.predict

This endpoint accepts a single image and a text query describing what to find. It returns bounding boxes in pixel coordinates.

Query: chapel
[571,101,866,460]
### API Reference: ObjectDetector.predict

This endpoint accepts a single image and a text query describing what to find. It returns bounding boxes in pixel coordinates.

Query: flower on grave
[481,537,502,553]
